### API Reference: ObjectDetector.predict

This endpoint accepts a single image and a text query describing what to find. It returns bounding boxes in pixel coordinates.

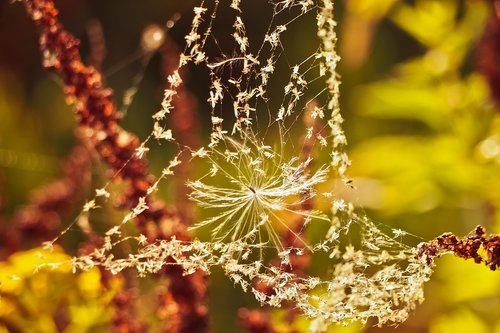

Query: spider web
[42,0,434,330]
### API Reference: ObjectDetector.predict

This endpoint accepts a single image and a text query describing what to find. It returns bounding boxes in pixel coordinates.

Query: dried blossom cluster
[417,225,500,270]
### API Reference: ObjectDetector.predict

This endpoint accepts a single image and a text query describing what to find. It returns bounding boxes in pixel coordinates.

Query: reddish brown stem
[19,1,208,332]
[112,289,149,333]
[417,225,500,271]
[477,7,500,104]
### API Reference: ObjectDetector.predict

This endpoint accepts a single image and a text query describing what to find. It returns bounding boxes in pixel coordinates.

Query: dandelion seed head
[188,135,329,250]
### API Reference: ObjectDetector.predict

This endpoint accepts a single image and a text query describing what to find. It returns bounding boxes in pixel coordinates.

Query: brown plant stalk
[112,288,148,333]
[477,1,500,104]
[19,1,207,332]
[417,225,500,270]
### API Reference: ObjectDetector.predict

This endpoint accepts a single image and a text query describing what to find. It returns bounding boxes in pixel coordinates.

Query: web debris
[56,0,435,330]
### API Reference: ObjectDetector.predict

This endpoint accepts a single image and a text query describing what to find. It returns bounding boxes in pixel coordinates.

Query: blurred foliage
[1,0,500,332]
[348,0,499,232]
[0,247,121,332]
[0,69,75,212]
[341,0,500,332]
